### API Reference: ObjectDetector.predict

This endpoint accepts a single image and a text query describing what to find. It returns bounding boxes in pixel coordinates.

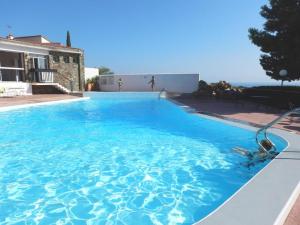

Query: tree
[66,31,71,47]
[98,66,114,75]
[249,0,300,82]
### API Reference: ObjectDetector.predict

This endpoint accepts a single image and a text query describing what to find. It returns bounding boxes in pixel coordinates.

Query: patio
[0,94,80,107]
[172,95,300,135]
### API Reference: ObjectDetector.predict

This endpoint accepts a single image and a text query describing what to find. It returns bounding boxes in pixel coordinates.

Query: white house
[99,73,199,93]
[0,34,84,96]
[84,67,99,81]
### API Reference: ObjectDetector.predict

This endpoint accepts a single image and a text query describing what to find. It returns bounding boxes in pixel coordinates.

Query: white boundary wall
[99,73,199,93]
[0,82,32,95]
[84,67,99,81]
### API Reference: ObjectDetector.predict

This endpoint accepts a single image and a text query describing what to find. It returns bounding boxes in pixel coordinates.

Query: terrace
[0,94,80,107]
[172,95,300,135]
[0,50,56,83]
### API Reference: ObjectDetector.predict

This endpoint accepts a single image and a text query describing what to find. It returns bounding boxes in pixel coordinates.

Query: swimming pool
[0,93,287,224]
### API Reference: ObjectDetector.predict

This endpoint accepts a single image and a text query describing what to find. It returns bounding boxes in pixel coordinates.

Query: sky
[0,0,291,84]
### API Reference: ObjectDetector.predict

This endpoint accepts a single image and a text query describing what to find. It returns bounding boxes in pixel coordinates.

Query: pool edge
[168,98,300,225]
[0,97,90,112]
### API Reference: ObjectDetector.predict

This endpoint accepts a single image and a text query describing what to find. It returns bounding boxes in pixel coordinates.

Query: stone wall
[32,84,64,94]
[78,52,85,91]
[23,53,30,82]
[49,51,84,91]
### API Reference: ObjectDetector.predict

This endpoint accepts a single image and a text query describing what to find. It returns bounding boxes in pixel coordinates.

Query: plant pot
[86,83,93,91]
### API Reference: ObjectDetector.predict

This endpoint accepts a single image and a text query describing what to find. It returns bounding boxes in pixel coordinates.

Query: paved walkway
[172,95,300,225]
[172,96,300,134]
[284,194,300,225]
[0,94,80,107]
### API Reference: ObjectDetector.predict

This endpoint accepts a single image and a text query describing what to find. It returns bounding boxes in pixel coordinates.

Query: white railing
[0,67,25,82]
[38,71,54,83]
[256,107,300,153]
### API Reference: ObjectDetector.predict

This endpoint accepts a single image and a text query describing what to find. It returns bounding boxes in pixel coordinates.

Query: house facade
[0,35,84,95]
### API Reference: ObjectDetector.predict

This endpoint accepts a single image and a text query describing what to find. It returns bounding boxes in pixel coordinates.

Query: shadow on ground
[172,95,300,134]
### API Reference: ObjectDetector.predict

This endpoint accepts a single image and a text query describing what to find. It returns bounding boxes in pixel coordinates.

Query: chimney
[7,34,14,40]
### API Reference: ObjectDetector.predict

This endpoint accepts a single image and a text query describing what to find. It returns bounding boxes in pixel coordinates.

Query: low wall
[84,91,160,99]
[99,73,199,93]
[0,82,32,95]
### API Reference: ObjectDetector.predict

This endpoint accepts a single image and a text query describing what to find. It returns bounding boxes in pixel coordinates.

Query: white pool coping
[169,99,300,225]
[194,116,300,225]
[0,97,90,112]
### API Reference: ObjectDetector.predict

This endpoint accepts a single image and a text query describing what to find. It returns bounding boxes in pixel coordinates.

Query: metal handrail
[256,107,300,153]
[158,88,166,99]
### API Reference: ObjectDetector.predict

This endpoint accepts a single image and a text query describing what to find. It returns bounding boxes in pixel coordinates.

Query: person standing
[148,76,155,91]
[117,78,123,91]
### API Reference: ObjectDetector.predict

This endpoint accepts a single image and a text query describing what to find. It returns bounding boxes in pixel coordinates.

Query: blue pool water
[0,93,287,224]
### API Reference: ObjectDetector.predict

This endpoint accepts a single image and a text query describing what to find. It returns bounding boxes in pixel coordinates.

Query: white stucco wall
[0,42,49,55]
[99,73,199,93]
[84,67,99,81]
[0,39,81,55]
[0,82,32,95]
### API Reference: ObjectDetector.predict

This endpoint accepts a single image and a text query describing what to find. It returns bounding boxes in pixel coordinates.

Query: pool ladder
[158,88,166,99]
[256,107,300,153]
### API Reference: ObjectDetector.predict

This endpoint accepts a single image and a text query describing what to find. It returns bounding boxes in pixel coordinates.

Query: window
[63,56,70,63]
[0,51,22,67]
[100,77,107,85]
[38,57,47,69]
[0,52,25,82]
[53,55,59,63]
[72,56,79,64]
[108,76,114,85]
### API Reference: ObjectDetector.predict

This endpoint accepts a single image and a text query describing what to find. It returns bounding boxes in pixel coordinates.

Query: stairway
[53,83,70,94]
[32,83,71,94]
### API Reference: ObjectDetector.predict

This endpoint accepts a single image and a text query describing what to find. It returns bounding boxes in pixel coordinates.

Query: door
[33,57,47,82]
[33,58,39,82]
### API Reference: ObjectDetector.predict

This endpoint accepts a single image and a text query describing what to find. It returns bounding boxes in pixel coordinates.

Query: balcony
[29,69,57,83]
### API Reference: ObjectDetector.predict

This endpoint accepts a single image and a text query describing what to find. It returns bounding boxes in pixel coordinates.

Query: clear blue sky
[0,0,285,83]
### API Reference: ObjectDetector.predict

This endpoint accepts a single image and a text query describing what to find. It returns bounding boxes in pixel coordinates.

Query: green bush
[86,76,99,85]
[195,80,213,96]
